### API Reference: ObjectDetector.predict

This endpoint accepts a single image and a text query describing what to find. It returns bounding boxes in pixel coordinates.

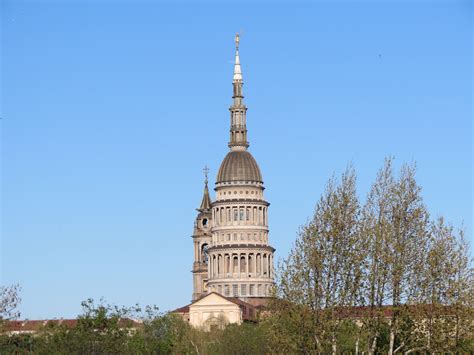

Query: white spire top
[233,33,242,82]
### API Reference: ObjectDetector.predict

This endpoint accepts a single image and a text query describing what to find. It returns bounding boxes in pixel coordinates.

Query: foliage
[271,158,473,354]
[0,284,21,322]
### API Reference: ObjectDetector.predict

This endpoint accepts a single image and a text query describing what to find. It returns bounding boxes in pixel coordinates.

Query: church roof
[216,150,262,183]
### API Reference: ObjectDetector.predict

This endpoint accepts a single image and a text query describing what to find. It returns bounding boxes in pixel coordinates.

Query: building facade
[192,35,275,305]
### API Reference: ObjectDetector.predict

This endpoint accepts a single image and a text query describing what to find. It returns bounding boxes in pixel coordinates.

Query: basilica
[174,35,276,329]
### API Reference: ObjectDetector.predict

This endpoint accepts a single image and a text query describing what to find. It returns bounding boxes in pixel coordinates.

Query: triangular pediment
[191,292,235,307]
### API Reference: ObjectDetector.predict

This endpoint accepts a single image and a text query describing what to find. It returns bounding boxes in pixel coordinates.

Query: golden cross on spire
[235,33,240,50]
[203,165,209,185]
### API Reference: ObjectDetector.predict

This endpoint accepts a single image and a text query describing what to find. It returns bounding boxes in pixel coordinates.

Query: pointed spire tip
[233,33,242,82]
[198,166,212,211]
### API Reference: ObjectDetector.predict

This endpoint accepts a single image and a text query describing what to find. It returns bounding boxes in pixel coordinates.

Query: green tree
[272,166,363,354]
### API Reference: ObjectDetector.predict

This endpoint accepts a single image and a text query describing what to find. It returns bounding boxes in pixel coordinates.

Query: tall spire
[198,166,212,211]
[228,33,249,151]
[233,34,242,82]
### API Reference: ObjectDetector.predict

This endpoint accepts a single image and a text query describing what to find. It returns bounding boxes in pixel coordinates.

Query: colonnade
[209,251,273,279]
[213,205,267,226]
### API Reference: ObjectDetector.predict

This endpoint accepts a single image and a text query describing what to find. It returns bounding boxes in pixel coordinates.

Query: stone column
[219,254,223,276]
[225,254,229,275]
[245,253,249,275]
[238,255,241,278]
[253,254,257,277]
[270,254,273,277]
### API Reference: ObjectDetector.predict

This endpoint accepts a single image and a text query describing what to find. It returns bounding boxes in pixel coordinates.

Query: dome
[216,151,263,183]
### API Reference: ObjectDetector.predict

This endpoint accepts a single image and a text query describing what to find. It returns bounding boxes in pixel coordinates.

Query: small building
[174,292,257,331]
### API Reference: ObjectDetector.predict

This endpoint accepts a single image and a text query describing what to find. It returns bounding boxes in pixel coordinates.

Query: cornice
[211,199,270,207]
[208,244,275,253]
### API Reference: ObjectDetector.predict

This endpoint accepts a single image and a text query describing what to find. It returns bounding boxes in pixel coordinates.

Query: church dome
[216,151,263,183]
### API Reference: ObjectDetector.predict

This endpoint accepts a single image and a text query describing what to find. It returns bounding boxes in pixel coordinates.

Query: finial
[203,165,209,185]
[233,34,242,82]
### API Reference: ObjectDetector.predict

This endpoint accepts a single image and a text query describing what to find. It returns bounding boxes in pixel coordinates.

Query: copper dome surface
[216,151,263,183]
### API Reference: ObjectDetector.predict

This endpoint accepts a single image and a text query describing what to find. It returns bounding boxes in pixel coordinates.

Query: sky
[1,0,472,319]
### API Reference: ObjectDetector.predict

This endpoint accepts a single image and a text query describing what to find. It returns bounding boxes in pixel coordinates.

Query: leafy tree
[0,284,21,322]
[272,166,363,353]
[271,158,472,354]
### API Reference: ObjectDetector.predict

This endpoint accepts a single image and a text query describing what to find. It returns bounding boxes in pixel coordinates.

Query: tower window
[202,218,208,227]
[240,256,246,273]
[233,256,238,271]
[201,244,209,264]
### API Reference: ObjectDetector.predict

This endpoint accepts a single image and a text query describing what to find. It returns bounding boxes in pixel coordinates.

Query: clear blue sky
[1,1,472,319]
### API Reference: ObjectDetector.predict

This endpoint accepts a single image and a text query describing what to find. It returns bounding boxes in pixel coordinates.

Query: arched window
[233,256,238,273]
[240,256,246,273]
[201,244,209,264]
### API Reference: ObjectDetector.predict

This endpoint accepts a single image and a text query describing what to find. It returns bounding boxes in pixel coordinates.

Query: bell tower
[191,167,213,301]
